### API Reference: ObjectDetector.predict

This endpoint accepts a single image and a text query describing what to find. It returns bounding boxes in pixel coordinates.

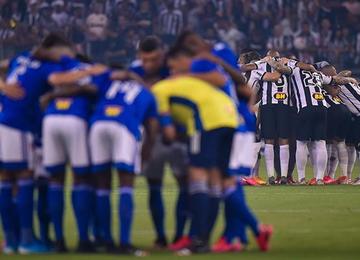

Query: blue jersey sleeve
[143,92,158,122]
[191,59,218,73]
[212,43,238,69]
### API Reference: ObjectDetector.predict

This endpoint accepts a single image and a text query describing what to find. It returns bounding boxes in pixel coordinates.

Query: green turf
[1,164,360,259]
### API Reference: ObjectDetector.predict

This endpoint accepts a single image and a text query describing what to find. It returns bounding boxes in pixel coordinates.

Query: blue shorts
[188,127,234,173]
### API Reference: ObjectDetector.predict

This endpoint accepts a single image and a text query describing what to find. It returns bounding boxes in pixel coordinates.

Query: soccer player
[285,59,356,185]
[88,68,158,255]
[130,36,188,248]
[321,65,360,185]
[41,54,96,252]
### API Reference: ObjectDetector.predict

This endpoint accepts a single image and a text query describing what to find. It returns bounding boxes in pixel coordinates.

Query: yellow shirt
[152,76,239,136]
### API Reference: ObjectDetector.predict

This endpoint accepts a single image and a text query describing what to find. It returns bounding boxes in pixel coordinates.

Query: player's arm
[240,63,257,72]
[142,118,159,162]
[110,70,146,85]
[40,84,97,110]
[262,71,282,82]
[267,58,292,75]
[331,75,358,85]
[196,52,246,85]
[337,70,352,77]
[0,59,9,73]
[49,64,108,86]
[0,79,25,99]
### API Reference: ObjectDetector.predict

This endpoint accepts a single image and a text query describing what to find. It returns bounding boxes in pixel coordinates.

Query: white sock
[308,142,316,167]
[296,141,308,181]
[328,144,338,178]
[336,141,348,177]
[279,145,289,177]
[252,157,260,177]
[312,140,328,180]
[264,144,275,178]
[347,146,357,179]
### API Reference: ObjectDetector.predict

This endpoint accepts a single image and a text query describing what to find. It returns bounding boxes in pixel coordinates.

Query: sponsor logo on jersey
[55,98,72,110]
[105,105,122,117]
[333,96,341,103]
[274,92,287,100]
[312,92,324,100]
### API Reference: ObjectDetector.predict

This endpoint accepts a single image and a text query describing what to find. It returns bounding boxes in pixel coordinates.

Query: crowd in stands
[1,0,360,70]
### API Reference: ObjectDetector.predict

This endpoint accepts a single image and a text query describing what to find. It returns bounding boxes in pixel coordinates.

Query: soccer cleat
[76,241,96,253]
[298,178,307,185]
[244,177,259,186]
[153,237,168,249]
[352,177,360,185]
[18,241,50,255]
[117,244,148,256]
[316,179,324,185]
[275,177,281,184]
[256,224,273,252]
[253,176,267,185]
[2,243,17,255]
[268,176,276,185]
[53,239,68,253]
[323,176,336,185]
[280,176,287,185]
[308,178,317,186]
[336,176,348,184]
[169,236,191,251]
[212,237,243,253]
[287,177,297,185]
[189,238,210,254]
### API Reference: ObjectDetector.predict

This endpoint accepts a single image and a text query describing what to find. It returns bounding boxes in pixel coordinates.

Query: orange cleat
[245,177,259,186]
[256,224,273,252]
[253,176,267,185]
[323,176,336,185]
[336,176,348,184]
[169,236,191,251]
[212,237,243,253]
[308,178,317,185]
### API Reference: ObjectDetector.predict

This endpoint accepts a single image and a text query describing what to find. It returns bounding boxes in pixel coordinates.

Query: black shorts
[346,114,360,145]
[296,106,327,141]
[327,104,352,141]
[260,104,291,140]
[188,127,234,174]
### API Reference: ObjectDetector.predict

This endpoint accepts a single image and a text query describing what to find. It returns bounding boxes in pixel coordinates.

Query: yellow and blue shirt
[152,76,240,136]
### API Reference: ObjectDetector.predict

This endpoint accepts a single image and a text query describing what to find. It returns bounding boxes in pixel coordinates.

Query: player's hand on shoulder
[86,63,108,75]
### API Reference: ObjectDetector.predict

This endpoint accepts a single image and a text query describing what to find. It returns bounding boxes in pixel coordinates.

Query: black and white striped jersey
[323,91,342,108]
[288,61,332,112]
[247,61,291,106]
[338,83,360,116]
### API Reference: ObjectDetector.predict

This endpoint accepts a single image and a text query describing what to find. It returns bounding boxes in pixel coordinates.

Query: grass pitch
[1,165,360,259]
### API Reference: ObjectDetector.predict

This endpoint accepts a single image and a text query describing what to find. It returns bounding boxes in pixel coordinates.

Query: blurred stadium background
[1,0,360,73]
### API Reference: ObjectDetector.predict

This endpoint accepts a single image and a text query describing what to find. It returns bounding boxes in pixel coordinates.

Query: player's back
[152,76,239,135]
[1,58,60,131]
[91,72,157,139]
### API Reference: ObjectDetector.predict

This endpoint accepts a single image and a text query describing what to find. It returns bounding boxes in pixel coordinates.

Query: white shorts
[0,124,34,171]
[229,130,256,176]
[43,115,90,175]
[89,121,139,173]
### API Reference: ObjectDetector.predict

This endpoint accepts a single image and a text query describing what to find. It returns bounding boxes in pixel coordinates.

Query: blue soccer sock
[236,220,249,245]
[17,179,35,245]
[207,186,222,237]
[36,179,50,243]
[223,187,236,242]
[96,189,113,243]
[174,188,189,240]
[48,183,64,242]
[0,181,17,246]
[224,184,259,237]
[149,184,166,240]
[189,181,209,241]
[72,184,93,242]
[119,187,134,245]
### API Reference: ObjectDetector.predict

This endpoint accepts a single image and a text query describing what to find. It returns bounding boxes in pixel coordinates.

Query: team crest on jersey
[55,99,72,110]
[312,92,324,100]
[274,92,287,100]
[105,105,122,117]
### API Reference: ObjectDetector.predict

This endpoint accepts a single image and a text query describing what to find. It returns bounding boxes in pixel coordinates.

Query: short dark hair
[139,36,162,52]
[175,30,196,47]
[241,50,261,63]
[166,45,195,60]
[40,32,72,49]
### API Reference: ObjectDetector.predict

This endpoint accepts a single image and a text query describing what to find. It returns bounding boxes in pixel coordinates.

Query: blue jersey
[211,42,239,70]
[91,71,158,140]
[0,57,61,132]
[129,59,170,79]
[45,56,93,120]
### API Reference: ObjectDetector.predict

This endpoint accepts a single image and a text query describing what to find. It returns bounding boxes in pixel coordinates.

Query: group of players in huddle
[0,30,358,256]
